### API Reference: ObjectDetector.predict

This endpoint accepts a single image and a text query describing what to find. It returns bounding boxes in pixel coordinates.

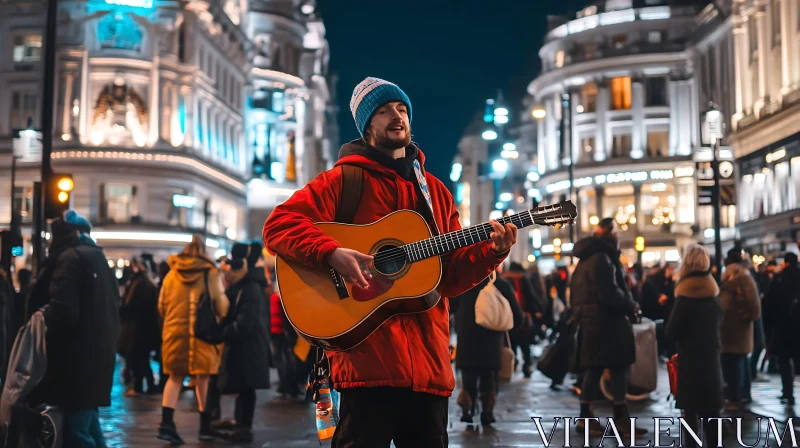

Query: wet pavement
[100,360,800,447]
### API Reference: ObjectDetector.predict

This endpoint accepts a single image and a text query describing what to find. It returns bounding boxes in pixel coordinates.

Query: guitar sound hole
[373,244,406,276]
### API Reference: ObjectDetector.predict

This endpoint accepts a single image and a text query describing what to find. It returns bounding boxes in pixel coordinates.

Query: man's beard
[371,127,411,150]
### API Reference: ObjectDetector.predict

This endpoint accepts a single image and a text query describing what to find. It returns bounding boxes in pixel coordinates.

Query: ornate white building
[529,0,728,267]
[0,0,337,269]
[727,0,800,259]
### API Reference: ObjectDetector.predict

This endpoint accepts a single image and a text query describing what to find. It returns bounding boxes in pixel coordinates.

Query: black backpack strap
[335,165,364,224]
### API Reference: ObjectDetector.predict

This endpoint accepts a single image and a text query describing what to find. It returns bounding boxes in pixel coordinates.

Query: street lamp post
[703,103,724,282]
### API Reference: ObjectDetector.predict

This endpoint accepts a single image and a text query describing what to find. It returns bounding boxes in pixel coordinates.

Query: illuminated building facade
[0,0,336,269]
[727,0,800,259]
[528,0,725,267]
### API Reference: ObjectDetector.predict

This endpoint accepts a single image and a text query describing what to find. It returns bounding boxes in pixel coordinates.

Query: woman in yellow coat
[157,235,228,444]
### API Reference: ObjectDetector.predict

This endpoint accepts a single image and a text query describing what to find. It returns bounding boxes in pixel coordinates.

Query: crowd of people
[0,211,315,446]
[452,216,800,446]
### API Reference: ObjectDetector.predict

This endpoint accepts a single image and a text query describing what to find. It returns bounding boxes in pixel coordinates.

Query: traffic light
[634,236,646,253]
[45,173,74,219]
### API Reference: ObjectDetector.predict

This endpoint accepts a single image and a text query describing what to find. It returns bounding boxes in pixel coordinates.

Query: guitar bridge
[330,269,350,299]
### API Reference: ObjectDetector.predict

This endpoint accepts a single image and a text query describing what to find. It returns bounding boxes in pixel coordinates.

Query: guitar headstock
[528,200,577,227]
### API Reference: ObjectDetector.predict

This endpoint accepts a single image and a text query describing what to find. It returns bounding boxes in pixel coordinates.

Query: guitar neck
[402,202,569,263]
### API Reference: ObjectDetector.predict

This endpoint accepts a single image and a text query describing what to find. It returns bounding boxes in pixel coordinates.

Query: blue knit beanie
[64,209,91,234]
[350,77,412,137]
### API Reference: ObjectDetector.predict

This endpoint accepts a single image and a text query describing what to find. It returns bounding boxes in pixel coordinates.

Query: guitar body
[276,210,442,351]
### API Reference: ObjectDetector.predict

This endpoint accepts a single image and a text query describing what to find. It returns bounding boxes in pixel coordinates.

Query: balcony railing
[557,42,685,70]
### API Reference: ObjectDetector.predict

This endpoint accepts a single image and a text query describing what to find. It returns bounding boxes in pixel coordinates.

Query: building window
[12,186,33,223]
[648,31,665,44]
[97,12,143,51]
[13,34,42,63]
[611,133,632,158]
[612,34,627,49]
[10,92,37,130]
[582,82,598,113]
[647,130,669,157]
[100,183,139,223]
[645,77,668,106]
[555,50,565,68]
[610,76,632,110]
[580,136,596,163]
[582,42,597,60]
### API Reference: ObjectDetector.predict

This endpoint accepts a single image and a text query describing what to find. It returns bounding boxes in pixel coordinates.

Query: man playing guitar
[263,77,517,447]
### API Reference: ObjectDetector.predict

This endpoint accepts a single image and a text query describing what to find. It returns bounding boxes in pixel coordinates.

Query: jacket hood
[336,139,425,180]
[167,254,216,284]
[573,236,619,261]
[675,272,719,299]
[244,265,269,287]
[722,263,749,283]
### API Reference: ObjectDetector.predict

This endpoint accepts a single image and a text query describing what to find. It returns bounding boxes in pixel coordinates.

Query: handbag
[194,271,224,344]
[666,353,678,399]
[499,332,515,383]
[475,273,514,331]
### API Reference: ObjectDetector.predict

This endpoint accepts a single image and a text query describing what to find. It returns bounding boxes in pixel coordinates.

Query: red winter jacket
[263,141,507,397]
[269,292,284,336]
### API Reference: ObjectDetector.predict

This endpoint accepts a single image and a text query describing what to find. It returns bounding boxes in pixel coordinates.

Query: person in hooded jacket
[569,218,646,437]
[453,267,523,425]
[718,248,761,410]
[665,244,723,448]
[763,252,800,405]
[213,243,271,443]
[263,77,516,447]
[502,262,543,378]
[25,211,120,447]
[121,258,160,396]
[157,235,229,444]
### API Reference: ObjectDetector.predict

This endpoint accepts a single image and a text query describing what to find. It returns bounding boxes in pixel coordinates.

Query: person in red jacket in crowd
[263,77,517,447]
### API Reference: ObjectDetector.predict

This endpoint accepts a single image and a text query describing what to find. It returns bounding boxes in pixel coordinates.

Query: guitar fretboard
[397,202,571,263]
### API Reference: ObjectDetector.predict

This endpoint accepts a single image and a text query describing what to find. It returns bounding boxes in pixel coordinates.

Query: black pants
[235,388,257,428]
[682,410,720,448]
[779,355,795,399]
[461,367,497,414]
[131,343,154,393]
[721,353,746,402]
[272,335,299,396]
[331,387,448,448]
[510,336,532,375]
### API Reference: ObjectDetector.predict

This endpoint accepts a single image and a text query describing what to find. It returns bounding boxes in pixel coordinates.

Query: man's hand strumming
[489,220,517,255]
[329,248,374,289]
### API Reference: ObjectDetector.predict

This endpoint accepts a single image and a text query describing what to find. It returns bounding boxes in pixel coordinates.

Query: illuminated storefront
[737,133,800,257]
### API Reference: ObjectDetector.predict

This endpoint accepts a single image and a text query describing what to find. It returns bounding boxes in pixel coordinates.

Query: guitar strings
[370,214,563,266]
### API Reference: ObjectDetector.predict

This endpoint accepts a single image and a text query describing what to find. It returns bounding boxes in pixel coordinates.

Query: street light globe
[494,107,509,116]
[532,108,546,120]
[482,129,498,141]
[503,142,516,152]
[493,115,509,124]
[589,215,600,226]
[553,238,562,247]
[527,254,536,263]
[492,159,509,174]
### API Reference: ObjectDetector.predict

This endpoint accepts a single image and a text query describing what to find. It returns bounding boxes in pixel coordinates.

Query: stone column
[733,22,748,120]
[537,114,546,174]
[756,7,769,106]
[148,55,160,146]
[790,0,800,88]
[595,81,609,162]
[633,184,642,234]
[79,49,89,144]
[631,77,645,159]
[61,72,74,138]
[595,186,605,220]
[781,0,793,93]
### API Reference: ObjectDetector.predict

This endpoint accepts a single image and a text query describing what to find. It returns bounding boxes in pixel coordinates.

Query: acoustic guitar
[276,200,577,351]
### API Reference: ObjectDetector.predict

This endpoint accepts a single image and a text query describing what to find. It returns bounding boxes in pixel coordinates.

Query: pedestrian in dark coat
[503,262,543,377]
[120,259,160,395]
[453,270,523,426]
[215,243,271,443]
[26,213,120,447]
[665,244,723,448]
[763,252,800,404]
[570,218,644,436]
[719,252,761,408]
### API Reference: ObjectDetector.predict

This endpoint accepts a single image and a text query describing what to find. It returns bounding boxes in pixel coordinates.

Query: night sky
[318,0,592,181]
